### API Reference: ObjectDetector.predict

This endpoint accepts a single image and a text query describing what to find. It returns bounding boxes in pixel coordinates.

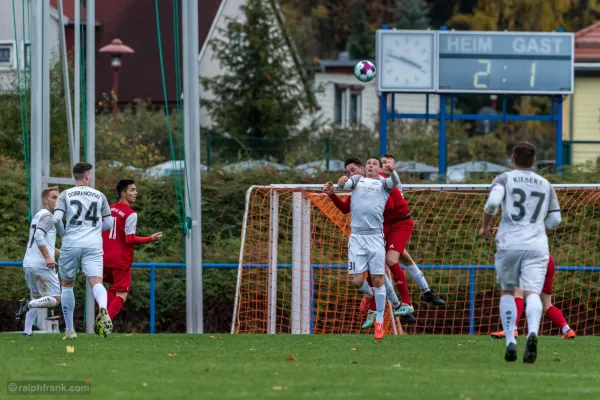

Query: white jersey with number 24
[54,186,111,249]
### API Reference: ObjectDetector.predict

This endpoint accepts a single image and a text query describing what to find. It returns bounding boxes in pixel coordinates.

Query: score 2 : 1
[473,59,537,89]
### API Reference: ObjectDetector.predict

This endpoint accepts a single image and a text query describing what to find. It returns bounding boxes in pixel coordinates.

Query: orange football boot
[561,329,575,340]
[490,330,518,339]
[374,322,384,340]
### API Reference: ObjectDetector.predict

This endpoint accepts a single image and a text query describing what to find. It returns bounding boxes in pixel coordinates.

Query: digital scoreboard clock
[437,31,574,94]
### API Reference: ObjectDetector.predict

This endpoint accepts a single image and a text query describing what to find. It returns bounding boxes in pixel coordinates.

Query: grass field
[1,333,599,400]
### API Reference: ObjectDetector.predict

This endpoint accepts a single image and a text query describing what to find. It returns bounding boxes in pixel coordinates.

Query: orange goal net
[231,184,600,335]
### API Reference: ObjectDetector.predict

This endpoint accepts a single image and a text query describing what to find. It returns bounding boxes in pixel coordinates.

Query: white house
[315,52,440,129]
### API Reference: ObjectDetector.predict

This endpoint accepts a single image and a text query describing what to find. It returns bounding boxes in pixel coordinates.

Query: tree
[201,0,317,161]
[346,0,374,59]
[393,0,431,30]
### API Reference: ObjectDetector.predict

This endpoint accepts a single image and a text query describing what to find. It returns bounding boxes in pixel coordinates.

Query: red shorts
[384,218,414,253]
[542,255,555,295]
[103,267,132,293]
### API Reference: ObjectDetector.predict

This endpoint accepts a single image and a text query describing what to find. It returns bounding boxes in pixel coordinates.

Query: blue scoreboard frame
[437,31,574,94]
[378,26,574,180]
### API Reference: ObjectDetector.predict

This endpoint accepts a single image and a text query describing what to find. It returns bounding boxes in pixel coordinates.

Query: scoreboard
[376,30,574,94]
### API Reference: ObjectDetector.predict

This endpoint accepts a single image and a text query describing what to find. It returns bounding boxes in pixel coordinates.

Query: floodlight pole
[183,0,203,333]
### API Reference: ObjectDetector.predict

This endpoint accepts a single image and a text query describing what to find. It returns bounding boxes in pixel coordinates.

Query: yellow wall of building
[563,77,600,164]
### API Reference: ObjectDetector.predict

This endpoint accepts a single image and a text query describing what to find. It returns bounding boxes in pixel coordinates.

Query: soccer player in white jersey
[15,187,62,336]
[53,162,114,339]
[479,142,562,364]
[332,156,401,339]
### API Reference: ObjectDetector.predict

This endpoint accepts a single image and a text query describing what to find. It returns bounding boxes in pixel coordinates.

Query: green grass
[1,334,599,400]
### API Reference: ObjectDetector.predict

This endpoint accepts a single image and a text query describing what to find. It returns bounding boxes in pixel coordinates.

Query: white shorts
[495,250,549,293]
[347,234,385,276]
[59,247,104,280]
[24,267,61,297]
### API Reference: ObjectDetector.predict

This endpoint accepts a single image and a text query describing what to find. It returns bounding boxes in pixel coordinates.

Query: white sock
[405,264,430,292]
[24,308,37,335]
[61,287,75,331]
[525,293,543,337]
[29,296,58,308]
[383,275,400,308]
[358,280,373,297]
[499,294,517,345]
[92,283,108,309]
[562,325,572,334]
[374,286,386,323]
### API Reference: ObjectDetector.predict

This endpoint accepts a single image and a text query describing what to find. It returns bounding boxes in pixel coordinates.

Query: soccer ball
[354,60,376,82]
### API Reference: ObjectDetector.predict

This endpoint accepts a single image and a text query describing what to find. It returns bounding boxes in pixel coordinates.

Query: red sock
[546,305,567,329]
[108,296,124,319]
[366,275,376,311]
[514,297,524,327]
[389,263,412,306]
[107,289,116,308]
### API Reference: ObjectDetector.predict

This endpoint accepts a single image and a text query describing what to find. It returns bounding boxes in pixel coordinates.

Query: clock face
[377,31,436,91]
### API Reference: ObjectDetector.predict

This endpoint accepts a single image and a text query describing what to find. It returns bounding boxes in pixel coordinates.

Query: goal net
[231,184,600,335]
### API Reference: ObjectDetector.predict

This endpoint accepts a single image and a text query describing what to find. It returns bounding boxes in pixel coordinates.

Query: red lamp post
[99,38,134,119]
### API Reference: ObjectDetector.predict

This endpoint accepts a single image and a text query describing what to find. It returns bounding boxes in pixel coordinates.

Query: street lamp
[99,38,134,119]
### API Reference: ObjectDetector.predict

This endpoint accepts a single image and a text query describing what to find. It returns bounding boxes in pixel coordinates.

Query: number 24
[473,60,537,89]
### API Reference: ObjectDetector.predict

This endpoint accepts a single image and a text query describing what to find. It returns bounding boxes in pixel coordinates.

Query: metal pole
[74,0,80,162]
[30,0,42,214]
[188,0,203,333]
[42,0,50,186]
[379,92,387,156]
[182,0,193,334]
[555,96,564,172]
[57,0,76,169]
[439,94,447,183]
[84,0,96,333]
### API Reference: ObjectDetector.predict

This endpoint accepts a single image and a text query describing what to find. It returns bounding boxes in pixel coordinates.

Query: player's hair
[116,179,135,201]
[381,153,395,161]
[367,156,382,167]
[72,162,93,180]
[513,141,536,168]
[41,186,59,199]
[344,157,362,168]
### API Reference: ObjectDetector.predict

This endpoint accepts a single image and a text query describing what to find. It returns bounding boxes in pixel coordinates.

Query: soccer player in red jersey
[325,156,445,327]
[102,180,163,321]
[490,255,575,340]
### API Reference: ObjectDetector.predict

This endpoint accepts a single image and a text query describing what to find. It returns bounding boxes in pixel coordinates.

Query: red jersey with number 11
[102,202,140,269]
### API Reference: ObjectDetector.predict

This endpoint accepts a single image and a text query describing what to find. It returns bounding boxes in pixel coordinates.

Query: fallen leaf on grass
[351,348,358,351]
[124,334,133,337]
[351,361,358,364]
[205,368,210,372]
[458,344,462,346]
[287,355,296,361]
[210,336,215,338]
[66,346,75,353]
[393,364,401,367]
[218,336,223,340]
[249,348,255,351]
[56,363,69,367]
[272,386,289,391]
[142,383,148,387]
[168,353,177,357]
[84,379,91,384]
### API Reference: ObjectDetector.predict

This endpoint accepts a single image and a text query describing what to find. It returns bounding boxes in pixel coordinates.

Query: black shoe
[22,332,32,337]
[400,314,416,325]
[422,291,446,306]
[505,342,517,362]
[523,333,538,364]
[15,298,29,321]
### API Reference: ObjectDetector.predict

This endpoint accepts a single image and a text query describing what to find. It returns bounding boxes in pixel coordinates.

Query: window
[23,42,31,69]
[0,41,15,68]
[333,85,363,127]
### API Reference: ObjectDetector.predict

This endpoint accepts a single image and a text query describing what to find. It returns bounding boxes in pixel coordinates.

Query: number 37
[473,60,537,89]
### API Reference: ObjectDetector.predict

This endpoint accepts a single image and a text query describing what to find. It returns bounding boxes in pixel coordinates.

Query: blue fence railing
[1,261,599,334]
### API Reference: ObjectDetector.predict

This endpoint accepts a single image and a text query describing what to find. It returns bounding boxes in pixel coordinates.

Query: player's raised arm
[545,185,561,230]
[340,174,361,190]
[479,173,507,237]
[323,181,351,214]
[53,191,67,237]
[382,163,400,192]
[100,193,114,231]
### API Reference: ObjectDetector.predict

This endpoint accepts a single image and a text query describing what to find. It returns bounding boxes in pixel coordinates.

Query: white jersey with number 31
[55,186,111,249]
[492,170,560,253]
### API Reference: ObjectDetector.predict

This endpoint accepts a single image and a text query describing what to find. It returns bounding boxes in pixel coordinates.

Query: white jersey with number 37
[55,186,111,249]
[492,170,560,253]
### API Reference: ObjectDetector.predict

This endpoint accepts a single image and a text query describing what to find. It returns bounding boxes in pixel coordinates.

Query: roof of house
[319,52,364,72]
[574,21,600,61]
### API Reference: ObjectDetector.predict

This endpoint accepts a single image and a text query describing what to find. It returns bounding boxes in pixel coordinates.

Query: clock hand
[386,53,426,73]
